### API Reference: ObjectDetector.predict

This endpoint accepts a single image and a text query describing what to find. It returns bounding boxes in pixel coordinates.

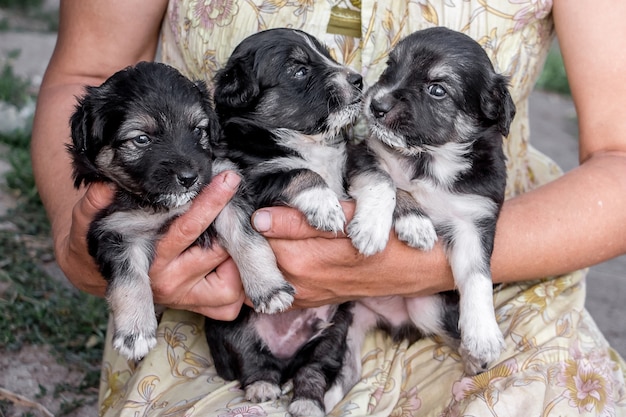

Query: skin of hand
[251,0,626,309]
[31,0,246,320]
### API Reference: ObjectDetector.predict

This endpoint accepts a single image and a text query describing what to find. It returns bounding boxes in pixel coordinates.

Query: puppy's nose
[176,170,198,189]
[370,96,394,119]
[348,72,363,90]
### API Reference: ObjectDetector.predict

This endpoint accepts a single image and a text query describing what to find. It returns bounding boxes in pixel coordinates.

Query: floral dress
[98,1,626,416]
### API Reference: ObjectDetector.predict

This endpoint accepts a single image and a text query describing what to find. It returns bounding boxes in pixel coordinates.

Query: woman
[31,1,626,415]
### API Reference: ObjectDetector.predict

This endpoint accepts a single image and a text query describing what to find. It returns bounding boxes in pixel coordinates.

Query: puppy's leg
[393,189,438,250]
[443,217,504,375]
[206,310,285,402]
[324,302,378,412]
[93,228,157,360]
[279,169,346,233]
[345,141,397,255]
[346,170,396,255]
[287,303,354,417]
[215,196,295,313]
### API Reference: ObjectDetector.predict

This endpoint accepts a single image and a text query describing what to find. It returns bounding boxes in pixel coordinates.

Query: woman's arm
[253,0,626,308]
[31,0,246,320]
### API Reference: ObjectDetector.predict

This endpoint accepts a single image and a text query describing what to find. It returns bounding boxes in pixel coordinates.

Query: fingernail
[223,172,241,190]
[252,210,271,232]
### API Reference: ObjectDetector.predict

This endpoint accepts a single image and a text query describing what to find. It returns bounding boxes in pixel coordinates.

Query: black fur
[205,28,362,417]
[68,62,221,360]
[68,61,296,361]
[342,27,516,392]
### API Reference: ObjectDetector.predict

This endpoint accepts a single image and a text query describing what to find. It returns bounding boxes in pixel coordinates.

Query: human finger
[156,171,240,263]
[62,182,116,296]
[251,201,355,239]
[165,257,246,321]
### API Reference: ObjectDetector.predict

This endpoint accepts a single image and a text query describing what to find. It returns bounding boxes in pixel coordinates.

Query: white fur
[214,200,294,313]
[245,380,282,402]
[326,102,362,136]
[323,302,379,412]
[394,213,437,250]
[353,125,503,374]
[156,190,198,208]
[214,155,294,312]
[347,172,396,255]
[289,399,325,417]
[291,187,346,233]
[266,129,348,197]
[100,210,172,360]
[405,296,446,336]
[423,141,473,186]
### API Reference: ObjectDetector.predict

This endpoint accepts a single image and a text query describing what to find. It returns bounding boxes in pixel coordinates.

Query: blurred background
[0,1,623,416]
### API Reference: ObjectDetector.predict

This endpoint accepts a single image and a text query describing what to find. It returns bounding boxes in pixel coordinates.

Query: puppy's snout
[370,96,395,119]
[176,169,199,189]
[348,72,363,90]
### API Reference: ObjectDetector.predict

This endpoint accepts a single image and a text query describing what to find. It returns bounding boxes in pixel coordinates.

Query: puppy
[68,62,294,360]
[343,26,516,386]
[204,28,362,417]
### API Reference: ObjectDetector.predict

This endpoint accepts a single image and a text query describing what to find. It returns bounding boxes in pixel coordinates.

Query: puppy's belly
[253,305,337,359]
[358,296,410,327]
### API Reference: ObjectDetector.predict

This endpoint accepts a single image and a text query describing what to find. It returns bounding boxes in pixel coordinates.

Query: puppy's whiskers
[156,190,197,208]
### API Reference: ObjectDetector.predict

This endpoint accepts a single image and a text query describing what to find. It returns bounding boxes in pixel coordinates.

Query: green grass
[0,0,43,9]
[535,47,571,95]
[0,123,108,366]
[0,61,108,414]
[0,57,34,108]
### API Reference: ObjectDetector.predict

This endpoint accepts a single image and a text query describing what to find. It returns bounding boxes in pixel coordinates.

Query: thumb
[251,202,355,239]
[73,182,116,227]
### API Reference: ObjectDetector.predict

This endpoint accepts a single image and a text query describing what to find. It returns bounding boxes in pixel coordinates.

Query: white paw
[292,188,346,233]
[250,283,295,314]
[245,380,282,403]
[347,215,392,256]
[394,213,437,250]
[459,321,505,375]
[289,398,325,417]
[113,329,157,360]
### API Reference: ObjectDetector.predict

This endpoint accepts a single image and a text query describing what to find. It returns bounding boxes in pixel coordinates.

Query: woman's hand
[252,202,454,308]
[57,171,246,321]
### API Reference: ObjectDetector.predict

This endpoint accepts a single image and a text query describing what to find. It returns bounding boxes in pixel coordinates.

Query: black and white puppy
[205,29,362,417]
[345,27,516,380]
[68,62,294,360]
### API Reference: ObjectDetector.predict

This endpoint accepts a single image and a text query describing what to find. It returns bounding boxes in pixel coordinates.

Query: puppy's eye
[294,66,308,78]
[427,84,447,99]
[133,135,151,146]
[193,126,206,139]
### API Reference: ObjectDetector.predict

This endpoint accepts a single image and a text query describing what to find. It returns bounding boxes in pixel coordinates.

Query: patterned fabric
[98,1,626,416]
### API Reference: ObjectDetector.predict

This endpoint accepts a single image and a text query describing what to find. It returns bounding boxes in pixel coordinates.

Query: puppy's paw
[245,380,282,403]
[394,213,438,250]
[459,322,505,375]
[347,215,391,256]
[250,282,295,314]
[289,398,325,417]
[113,329,157,361]
[292,187,346,233]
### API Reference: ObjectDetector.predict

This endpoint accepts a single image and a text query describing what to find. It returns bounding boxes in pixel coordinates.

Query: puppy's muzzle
[347,72,363,92]
[369,95,396,120]
[176,168,199,189]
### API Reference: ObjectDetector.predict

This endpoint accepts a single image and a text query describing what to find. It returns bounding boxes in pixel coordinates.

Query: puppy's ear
[481,75,516,137]
[67,93,102,188]
[194,80,223,145]
[213,57,259,111]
